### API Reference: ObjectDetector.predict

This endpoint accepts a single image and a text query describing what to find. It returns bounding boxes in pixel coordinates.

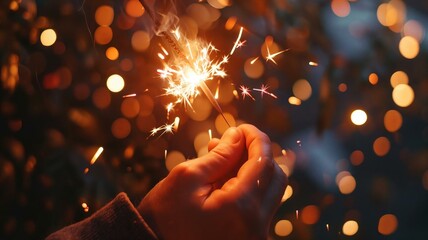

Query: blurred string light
[392,84,414,107]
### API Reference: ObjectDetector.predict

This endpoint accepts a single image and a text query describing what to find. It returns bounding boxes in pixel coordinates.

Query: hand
[138,124,288,240]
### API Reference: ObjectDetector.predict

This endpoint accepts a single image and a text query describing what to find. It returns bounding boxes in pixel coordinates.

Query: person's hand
[138,124,287,240]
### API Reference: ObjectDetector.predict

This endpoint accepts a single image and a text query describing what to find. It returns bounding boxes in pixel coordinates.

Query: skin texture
[138,124,288,240]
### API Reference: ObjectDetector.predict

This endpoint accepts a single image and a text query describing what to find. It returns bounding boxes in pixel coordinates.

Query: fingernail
[222,127,240,143]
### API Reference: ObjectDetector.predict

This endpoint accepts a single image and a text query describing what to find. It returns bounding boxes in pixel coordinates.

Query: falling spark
[239,85,255,101]
[265,46,289,65]
[90,147,104,165]
[253,84,277,99]
[326,224,330,231]
[123,93,137,98]
[165,150,168,160]
[296,210,299,219]
[296,140,302,147]
[214,79,220,99]
[158,53,165,60]
[257,179,260,187]
[250,56,259,64]
[309,61,318,66]
[208,129,212,140]
[257,156,262,162]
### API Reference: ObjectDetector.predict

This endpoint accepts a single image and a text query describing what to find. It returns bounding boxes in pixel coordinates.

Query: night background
[1,0,428,239]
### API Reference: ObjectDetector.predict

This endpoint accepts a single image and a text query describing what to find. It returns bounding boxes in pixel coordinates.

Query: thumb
[193,127,245,183]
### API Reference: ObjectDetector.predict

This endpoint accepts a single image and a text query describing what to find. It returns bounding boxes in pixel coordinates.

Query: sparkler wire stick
[139,0,231,127]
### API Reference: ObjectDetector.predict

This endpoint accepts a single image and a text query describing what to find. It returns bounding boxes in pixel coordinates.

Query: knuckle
[169,161,200,180]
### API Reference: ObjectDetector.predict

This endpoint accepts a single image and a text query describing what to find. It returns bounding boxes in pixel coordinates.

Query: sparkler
[139,0,233,132]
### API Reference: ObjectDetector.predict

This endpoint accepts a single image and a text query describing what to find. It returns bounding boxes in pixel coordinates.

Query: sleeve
[46,193,158,240]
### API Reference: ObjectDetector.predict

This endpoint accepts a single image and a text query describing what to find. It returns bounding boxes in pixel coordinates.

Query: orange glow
[111,118,131,139]
[338,175,356,194]
[390,71,409,88]
[165,151,186,171]
[131,31,151,52]
[121,97,140,118]
[301,205,320,225]
[90,147,104,165]
[293,79,312,101]
[274,220,293,237]
[403,20,425,42]
[331,0,351,18]
[244,57,264,79]
[377,3,398,27]
[95,5,114,26]
[225,16,237,30]
[369,73,379,85]
[373,136,391,157]
[92,87,111,109]
[378,214,398,235]
[338,83,347,92]
[281,185,293,203]
[215,112,236,134]
[106,47,119,60]
[125,0,145,17]
[350,150,364,166]
[94,26,113,45]
[384,110,403,132]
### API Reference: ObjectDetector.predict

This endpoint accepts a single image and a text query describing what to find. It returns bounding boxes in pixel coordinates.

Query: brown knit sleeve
[46,193,158,240]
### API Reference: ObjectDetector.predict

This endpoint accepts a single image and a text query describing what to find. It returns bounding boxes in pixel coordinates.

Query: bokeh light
[331,0,351,17]
[378,214,398,235]
[338,175,357,194]
[368,73,379,85]
[131,30,151,52]
[373,136,391,157]
[281,185,293,203]
[392,84,414,107]
[274,220,293,237]
[342,220,359,236]
[350,150,364,166]
[351,109,367,126]
[165,151,186,171]
[95,5,114,26]
[111,118,131,139]
[292,79,312,101]
[94,26,113,45]
[40,29,57,46]
[244,58,264,79]
[399,36,419,59]
[125,0,145,18]
[301,205,320,225]
[384,110,403,132]
[390,71,409,88]
[106,74,125,93]
[106,47,119,60]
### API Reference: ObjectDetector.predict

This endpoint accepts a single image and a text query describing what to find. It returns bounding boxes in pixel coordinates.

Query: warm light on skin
[351,109,367,126]
[106,74,125,93]
[40,29,57,46]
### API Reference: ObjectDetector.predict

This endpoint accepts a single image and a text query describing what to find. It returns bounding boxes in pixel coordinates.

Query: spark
[166,102,174,120]
[123,93,137,98]
[309,61,318,66]
[250,57,259,64]
[230,27,244,55]
[257,179,260,187]
[239,85,255,100]
[296,210,299,219]
[149,123,175,138]
[326,224,330,231]
[90,147,104,165]
[173,117,180,131]
[253,84,277,99]
[208,129,212,140]
[165,150,168,160]
[265,46,289,65]
[297,140,302,147]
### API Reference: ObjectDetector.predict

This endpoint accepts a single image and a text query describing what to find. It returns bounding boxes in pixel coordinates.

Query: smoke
[139,0,179,37]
